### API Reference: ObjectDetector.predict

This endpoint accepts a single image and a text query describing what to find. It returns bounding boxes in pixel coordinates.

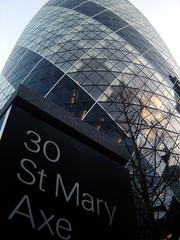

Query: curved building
[1,0,180,174]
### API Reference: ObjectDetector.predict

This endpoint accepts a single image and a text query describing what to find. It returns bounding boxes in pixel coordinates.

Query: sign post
[0,86,137,239]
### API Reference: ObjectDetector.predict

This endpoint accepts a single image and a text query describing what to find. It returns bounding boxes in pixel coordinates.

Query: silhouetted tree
[108,81,180,240]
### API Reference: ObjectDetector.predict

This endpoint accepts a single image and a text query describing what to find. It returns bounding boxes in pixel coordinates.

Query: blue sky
[0,0,180,72]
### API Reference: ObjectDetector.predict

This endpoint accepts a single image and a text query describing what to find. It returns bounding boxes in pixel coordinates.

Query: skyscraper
[1,1,180,239]
[1,0,180,194]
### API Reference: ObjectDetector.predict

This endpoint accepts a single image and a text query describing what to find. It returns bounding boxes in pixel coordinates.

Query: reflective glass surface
[1,0,180,205]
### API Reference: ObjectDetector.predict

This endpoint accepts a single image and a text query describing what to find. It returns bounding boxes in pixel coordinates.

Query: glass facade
[0,0,180,203]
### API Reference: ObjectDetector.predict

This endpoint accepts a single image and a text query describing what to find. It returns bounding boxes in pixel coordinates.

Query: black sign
[0,104,137,239]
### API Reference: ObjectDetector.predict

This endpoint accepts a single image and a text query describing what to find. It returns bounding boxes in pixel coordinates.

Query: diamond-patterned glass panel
[1,0,180,206]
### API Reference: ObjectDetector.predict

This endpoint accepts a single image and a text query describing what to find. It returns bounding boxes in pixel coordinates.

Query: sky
[0,0,180,72]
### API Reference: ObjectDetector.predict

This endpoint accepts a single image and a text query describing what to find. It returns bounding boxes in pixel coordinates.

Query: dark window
[47,76,95,118]
[24,57,64,95]
[3,47,42,89]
